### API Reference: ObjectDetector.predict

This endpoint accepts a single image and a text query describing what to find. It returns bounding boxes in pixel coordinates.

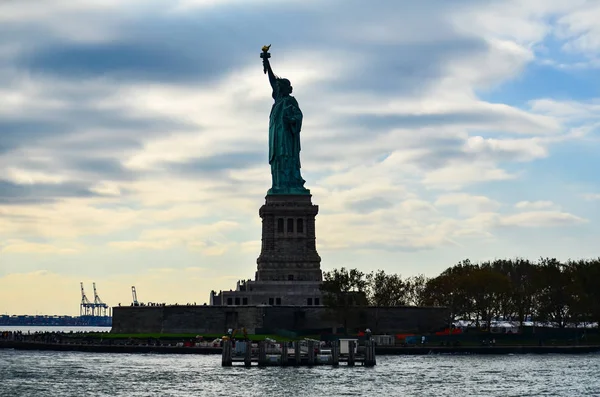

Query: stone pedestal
[209,193,324,306]
[256,194,322,282]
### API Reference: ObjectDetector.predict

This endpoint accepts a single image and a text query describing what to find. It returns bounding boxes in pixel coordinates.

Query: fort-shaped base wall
[111,305,450,335]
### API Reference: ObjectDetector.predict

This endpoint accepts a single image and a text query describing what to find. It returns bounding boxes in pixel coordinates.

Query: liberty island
[107,46,447,334]
[2,47,600,368]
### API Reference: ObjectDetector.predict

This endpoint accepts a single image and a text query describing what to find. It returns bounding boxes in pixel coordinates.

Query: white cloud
[240,240,261,254]
[464,136,549,161]
[423,163,516,190]
[0,240,82,254]
[184,266,207,272]
[500,211,587,227]
[108,240,176,251]
[556,1,600,56]
[108,221,240,255]
[400,199,437,213]
[4,168,67,185]
[515,201,558,210]
[445,38,534,89]
[0,200,140,239]
[89,181,122,197]
[173,0,310,12]
[0,1,141,45]
[460,209,587,230]
[435,193,501,216]
[583,194,600,201]
[452,0,582,44]
[317,211,460,252]
[529,99,600,121]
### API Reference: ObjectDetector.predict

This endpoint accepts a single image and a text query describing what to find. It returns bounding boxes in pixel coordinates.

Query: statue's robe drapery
[268,94,308,194]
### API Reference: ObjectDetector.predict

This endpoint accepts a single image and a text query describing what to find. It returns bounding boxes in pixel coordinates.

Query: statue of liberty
[260,45,309,195]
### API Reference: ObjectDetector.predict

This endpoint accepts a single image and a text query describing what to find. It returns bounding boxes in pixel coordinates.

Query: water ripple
[0,350,598,397]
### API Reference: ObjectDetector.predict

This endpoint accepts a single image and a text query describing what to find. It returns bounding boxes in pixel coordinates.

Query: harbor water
[1,350,598,396]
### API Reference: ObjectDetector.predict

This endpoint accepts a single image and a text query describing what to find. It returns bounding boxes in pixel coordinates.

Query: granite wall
[111,305,449,335]
[256,195,322,282]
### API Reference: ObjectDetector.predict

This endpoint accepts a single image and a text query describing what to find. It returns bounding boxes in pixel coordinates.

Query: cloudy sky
[1,0,599,315]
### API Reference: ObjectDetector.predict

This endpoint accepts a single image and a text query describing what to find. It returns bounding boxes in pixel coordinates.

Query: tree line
[320,258,600,328]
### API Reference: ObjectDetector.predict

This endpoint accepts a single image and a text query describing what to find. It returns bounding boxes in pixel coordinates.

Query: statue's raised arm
[260,44,278,95]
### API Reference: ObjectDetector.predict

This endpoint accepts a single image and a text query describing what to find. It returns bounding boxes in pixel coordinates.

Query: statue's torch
[260,44,271,74]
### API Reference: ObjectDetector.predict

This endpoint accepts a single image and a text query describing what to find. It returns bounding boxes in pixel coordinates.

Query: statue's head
[277,78,292,96]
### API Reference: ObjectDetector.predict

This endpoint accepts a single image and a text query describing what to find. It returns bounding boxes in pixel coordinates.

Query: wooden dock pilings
[307,340,315,365]
[364,340,376,367]
[222,339,232,366]
[332,342,339,366]
[294,341,301,365]
[221,339,376,367]
[347,340,356,367]
[244,341,252,367]
[281,342,288,365]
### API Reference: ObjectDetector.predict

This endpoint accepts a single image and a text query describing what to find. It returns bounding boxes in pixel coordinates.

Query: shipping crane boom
[132,286,139,306]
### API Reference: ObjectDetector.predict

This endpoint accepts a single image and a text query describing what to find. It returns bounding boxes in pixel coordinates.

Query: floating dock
[221,339,376,367]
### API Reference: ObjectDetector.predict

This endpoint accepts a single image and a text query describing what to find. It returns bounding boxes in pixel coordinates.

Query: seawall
[111,305,449,335]
[2,341,600,355]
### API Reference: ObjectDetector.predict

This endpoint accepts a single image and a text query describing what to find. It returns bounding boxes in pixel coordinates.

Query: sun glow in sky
[1,0,599,315]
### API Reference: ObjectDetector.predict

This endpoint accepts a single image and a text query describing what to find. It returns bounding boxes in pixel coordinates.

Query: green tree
[566,258,600,326]
[320,268,368,333]
[584,258,600,326]
[404,274,428,306]
[535,258,571,328]
[366,270,407,306]
[322,256,600,333]
[434,260,477,322]
[467,264,511,328]
[496,258,538,327]
[422,272,461,330]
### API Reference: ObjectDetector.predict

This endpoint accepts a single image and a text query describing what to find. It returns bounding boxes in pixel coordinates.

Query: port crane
[80,282,111,317]
[80,282,94,316]
[93,282,109,317]
[132,286,140,306]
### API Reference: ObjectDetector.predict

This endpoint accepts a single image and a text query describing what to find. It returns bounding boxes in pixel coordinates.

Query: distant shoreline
[2,341,599,355]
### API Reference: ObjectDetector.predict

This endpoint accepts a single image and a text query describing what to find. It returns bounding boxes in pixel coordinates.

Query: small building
[372,334,395,346]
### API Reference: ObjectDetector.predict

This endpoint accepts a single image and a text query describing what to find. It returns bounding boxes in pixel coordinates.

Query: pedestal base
[256,194,322,282]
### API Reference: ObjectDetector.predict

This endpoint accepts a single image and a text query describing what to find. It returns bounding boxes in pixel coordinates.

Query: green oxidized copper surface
[261,45,310,196]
